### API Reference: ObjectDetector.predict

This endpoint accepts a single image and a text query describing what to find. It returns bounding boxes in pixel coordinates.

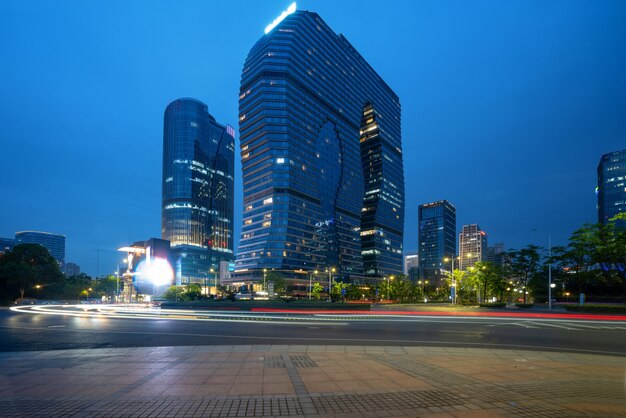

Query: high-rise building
[403,252,419,283]
[15,231,65,265]
[597,149,626,225]
[63,262,81,277]
[418,201,456,281]
[459,224,487,270]
[162,98,235,284]
[235,6,404,287]
[486,242,505,267]
[0,237,15,254]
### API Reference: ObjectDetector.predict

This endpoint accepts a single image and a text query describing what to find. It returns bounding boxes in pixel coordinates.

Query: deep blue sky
[1,1,625,276]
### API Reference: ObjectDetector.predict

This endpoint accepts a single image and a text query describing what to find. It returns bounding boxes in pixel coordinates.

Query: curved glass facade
[15,230,65,265]
[236,10,404,282]
[162,98,235,284]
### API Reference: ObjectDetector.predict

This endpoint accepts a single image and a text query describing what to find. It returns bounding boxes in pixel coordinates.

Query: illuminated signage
[264,2,296,34]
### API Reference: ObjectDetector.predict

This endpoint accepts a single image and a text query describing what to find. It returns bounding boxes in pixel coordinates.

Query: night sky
[1,0,625,276]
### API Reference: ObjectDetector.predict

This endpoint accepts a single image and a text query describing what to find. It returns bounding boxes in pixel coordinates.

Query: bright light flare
[265,2,296,34]
[136,258,174,287]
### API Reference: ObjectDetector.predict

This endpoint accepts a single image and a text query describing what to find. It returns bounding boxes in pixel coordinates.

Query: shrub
[564,304,626,314]
[479,302,506,308]
[515,303,534,309]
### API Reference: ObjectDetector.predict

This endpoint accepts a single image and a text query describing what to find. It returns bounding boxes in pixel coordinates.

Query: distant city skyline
[1,1,625,276]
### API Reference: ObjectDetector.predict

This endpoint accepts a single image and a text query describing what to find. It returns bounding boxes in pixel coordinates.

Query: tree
[331,281,348,301]
[0,244,64,302]
[162,285,188,301]
[185,283,202,300]
[311,282,323,300]
[445,269,467,304]
[596,213,626,302]
[391,276,413,303]
[503,245,541,304]
[468,262,506,303]
[266,271,286,295]
[92,275,118,301]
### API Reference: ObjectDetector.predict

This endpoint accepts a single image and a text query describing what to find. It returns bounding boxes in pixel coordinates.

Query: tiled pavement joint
[280,352,316,416]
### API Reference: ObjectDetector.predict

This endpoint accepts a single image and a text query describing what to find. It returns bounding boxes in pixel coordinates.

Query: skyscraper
[235,6,404,286]
[162,98,235,284]
[418,201,456,282]
[14,231,65,265]
[0,237,15,255]
[459,224,487,270]
[597,149,626,225]
[486,242,505,267]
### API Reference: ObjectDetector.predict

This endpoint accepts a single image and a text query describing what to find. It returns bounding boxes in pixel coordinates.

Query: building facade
[235,7,404,287]
[458,224,487,270]
[15,231,65,265]
[162,98,235,284]
[403,252,419,283]
[0,238,15,255]
[597,149,626,225]
[418,201,456,281]
[486,242,505,267]
[63,262,80,277]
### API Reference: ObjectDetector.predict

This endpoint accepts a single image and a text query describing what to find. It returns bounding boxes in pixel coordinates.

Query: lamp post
[327,267,335,302]
[443,256,457,304]
[309,270,318,300]
[532,229,552,310]
[210,268,217,297]
[263,268,267,291]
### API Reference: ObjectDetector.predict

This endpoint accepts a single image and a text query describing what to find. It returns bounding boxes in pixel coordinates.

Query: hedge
[515,303,534,309]
[564,304,626,314]
[479,302,507,308]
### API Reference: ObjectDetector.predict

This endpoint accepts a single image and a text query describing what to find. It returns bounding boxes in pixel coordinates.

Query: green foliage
[311,282,323,300]
[331,281,348,300]
[564,304,626,313]
[0,244,64,302]
[479,302,507,308]
[391,276,415,303]
[503,245,542,304]
[185,283,202,300]
[162,285,189,301]
[266,271,286,294]
[92,276,118,300]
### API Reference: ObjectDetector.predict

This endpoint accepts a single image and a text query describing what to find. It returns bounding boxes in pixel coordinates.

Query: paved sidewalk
[0,345,624,417]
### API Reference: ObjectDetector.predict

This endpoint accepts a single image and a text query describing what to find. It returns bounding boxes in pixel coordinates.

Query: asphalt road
[1,308,626,355]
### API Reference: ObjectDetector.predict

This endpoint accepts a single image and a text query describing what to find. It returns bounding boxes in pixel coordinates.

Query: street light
[263,268,267,291]
[387,275,394,301]
[327,267,336,302]
[309,270,318,300]
[443,256,458,304]
[531,228,552,310]
[210,268,217,296]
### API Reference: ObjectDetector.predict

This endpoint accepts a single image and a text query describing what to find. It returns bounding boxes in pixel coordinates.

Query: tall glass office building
[597,149,626,225]
[162,98,235,284]
[418,201,456,281]
[15,231,65,265]
[236,7,404,283]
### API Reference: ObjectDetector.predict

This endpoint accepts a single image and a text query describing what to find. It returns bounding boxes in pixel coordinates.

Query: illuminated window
[276,157,285,164]
[263,197,273,205]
